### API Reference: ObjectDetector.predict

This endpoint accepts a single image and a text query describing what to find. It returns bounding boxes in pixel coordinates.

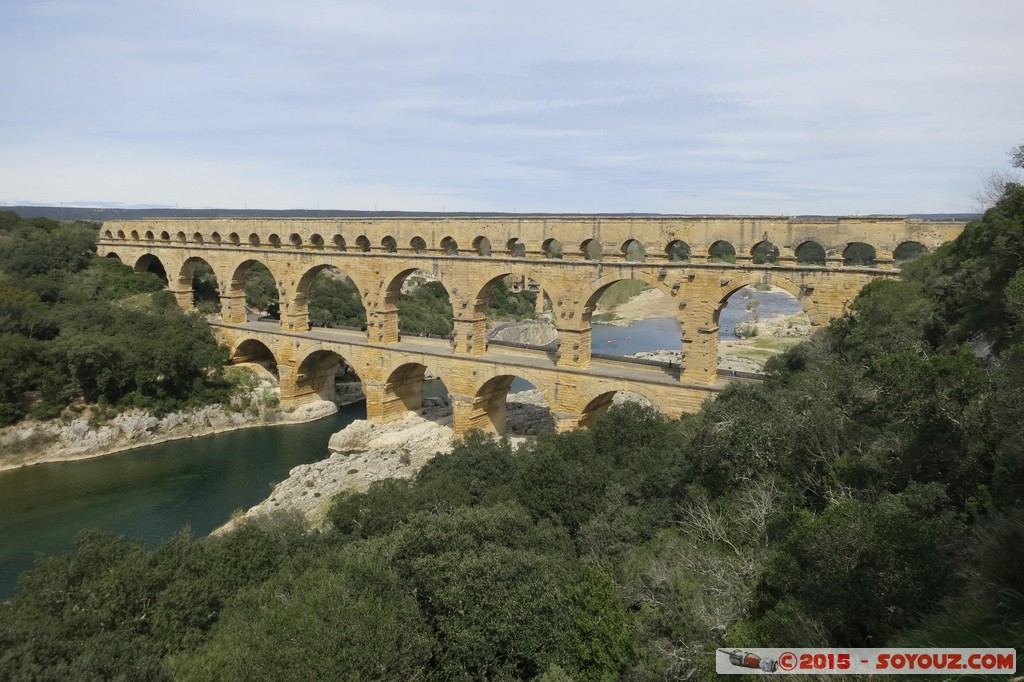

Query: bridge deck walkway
[214,320,732,390]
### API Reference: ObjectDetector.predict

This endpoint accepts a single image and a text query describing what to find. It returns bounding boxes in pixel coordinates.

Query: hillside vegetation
[0,212,232,425]
[2,187,1024,679]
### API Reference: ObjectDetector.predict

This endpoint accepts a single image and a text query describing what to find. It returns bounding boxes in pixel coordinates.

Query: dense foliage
[307,272,366,328]
[0,212,231,424]
[3,187,1024,678]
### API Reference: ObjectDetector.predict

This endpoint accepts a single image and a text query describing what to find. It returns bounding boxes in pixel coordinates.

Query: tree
[1011,143,1024,169]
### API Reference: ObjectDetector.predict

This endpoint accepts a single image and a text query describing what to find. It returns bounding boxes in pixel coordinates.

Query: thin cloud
[0,0,1021,213]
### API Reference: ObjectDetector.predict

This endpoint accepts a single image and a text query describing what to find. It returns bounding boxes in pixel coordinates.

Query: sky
[0,0,1021,215]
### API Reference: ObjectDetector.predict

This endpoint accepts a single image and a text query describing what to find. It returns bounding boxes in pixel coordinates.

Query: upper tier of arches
[99,217,963,269]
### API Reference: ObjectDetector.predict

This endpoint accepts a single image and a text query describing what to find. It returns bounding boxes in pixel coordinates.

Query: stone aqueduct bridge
[97,215,965,436]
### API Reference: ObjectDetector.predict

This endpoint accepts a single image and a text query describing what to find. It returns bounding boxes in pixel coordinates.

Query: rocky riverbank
[0,370,360,472]
[217,390,559,531]
[487,317,557,346]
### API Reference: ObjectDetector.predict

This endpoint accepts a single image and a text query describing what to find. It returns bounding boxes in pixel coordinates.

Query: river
[0,287,802,601]
[0,404,366,600]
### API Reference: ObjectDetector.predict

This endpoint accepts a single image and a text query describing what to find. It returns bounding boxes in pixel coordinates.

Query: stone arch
[542,238,563,259]
[129,230,139,241]
[843,242,876,267]
[715,273,823,326]
[248,233,261,247]
[294,349,362,406]
[230,338,279,379]
[356,235,371,252]
[333,234,347,251]
[581,238,602,261]
[709,240,736,263]
[467,269,555,339]
[622,239,645,262]
[178,256,221,313]
[795,240,826,265]
[666,240,691,262]
[228,232,240,245]
[411,236,427,254]
[577,386,669,429]
[160,231,170,241]
[105,252,122,261]
[381,361,431,419]
[894,241,927,263]
[289,233,302,248]
[104,229,114,239]
[268,234,281,248]
[380,263,455,338]
[116,229,126,239]
[464,373,555,436]
[134,253,168,284]
[751,240,779,264]
[228,258,282,324]
[577,271,677,323]
[382,235,398,253]
[293,262,368,331]
[176,231,187,243]
[309,233,325,250]
[440,236,459,255]
[472,235,492,256]
[211,232,222,245]
[506,237,526,257]
[192,232,204,244]
[145,230,155,241]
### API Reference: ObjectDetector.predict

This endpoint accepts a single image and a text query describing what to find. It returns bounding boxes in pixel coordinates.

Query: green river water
[0,403,366,601]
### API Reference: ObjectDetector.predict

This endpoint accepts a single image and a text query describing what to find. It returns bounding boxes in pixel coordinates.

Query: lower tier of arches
[218,324,719,438]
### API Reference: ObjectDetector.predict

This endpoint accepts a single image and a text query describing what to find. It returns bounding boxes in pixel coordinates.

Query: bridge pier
[453,315,487,355]
[169,287,194,311]
[552,412,582,433]
[555,327,591,368]
[277,364,299,405]
[220,290,247,324]
[450,393,498,435]
[368,309,400,344]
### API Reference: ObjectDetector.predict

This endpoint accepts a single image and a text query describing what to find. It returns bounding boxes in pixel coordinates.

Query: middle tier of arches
[109,244,885,385]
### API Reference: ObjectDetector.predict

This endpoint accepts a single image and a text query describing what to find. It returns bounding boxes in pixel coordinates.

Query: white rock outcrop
[219,390,560,532]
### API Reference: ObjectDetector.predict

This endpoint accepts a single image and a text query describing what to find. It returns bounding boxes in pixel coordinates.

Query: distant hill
[1,205,980,223]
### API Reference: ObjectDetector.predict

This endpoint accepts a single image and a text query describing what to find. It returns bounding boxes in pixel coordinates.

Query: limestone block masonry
[97,215,965,437]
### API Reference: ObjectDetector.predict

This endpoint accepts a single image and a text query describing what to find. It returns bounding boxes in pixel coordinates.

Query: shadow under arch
[465,373,555,436]
[105,252,122,262]
[134,253,168,284]
[795,239,826,265]
[381,361,450,424]
[843,242,876,267]
[293,348,363,406]
[578,387,668,429]
[230,338,279,380]
[894,240,928,263]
